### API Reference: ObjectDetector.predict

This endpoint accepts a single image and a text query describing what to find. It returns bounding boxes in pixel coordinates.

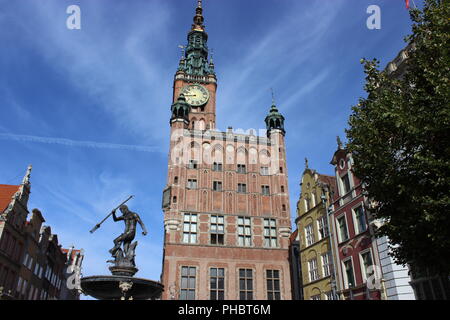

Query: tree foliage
[346,0,450,275]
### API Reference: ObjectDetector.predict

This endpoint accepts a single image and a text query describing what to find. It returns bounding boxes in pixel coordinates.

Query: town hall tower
[161,0,292,300]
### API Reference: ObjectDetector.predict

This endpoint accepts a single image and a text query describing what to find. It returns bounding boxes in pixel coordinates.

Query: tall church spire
[176,0,214,77]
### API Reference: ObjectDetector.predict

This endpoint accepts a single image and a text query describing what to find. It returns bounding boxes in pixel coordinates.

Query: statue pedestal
[109,265,138,277]
[81,275,163,300]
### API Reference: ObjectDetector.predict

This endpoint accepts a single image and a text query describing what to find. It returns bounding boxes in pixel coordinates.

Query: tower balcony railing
[175,72,216,84]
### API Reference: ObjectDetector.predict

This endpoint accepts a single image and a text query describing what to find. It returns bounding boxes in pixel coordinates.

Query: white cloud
[18,0,174,145]
[0,133,159,153]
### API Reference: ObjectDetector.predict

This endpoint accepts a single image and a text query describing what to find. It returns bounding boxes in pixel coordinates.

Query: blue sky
[0,0,417,298]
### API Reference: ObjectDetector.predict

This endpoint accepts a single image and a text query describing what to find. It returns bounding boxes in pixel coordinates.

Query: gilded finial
[192,0,205,31]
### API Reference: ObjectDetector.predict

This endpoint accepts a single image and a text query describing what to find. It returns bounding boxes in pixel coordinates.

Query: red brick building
[328,142,382,300]
[0,166,83,300]
[160,1,292,300]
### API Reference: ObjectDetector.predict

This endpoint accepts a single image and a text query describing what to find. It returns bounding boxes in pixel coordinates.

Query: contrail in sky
[0,133,158,153]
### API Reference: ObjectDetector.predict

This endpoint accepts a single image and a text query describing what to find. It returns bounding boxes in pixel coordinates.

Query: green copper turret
[265,103,286,137]
[171,93,191,122]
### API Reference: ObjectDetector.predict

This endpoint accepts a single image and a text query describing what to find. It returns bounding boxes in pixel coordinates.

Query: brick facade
[161,1,292,300]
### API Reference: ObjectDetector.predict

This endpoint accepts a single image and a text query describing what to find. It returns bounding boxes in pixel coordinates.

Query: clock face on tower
[180,84,210,107]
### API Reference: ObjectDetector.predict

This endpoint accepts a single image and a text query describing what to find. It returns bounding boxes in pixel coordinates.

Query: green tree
[346,0,449,275]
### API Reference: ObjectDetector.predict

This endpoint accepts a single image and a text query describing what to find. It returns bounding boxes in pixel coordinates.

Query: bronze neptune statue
[82,196,163,300]
[108,204,148,269]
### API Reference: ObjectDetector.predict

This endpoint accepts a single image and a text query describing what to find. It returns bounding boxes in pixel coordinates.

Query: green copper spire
[265,99,286,137]
[177,0,215,77]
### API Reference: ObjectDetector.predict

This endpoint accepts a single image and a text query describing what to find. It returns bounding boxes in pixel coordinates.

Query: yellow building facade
[295,164,337,300]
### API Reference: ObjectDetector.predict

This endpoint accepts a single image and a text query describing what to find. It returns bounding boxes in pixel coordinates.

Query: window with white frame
[183,213,197,244]
[341,173,351,194]
[311,193,316,207]
[237,183,247,193]
[260,166,270,175]
[304,197,311,212]
[321,252,333,277]
[188,159,198,169]
[263,218,277,247]
[27,256,33,270]
[308,258,319,281]
[213,181,222,191]
[210,267,225,300]
[210,215,224,245]
[237,164,246,174]
[239,269,253,300]
[213,162,223,172]
[23,253,29,268]
[343,259,355,288]
[266,270,281,300]
[305,224,314,246]
[237,217,252,247]
[360,250,374,282]
[337,215,349,242]
[317,216,329,240]
[261,185,270,196]
[187,179,198,189]
[17,277,23,294]
[353,205,367,234]
[180,266,196,300]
